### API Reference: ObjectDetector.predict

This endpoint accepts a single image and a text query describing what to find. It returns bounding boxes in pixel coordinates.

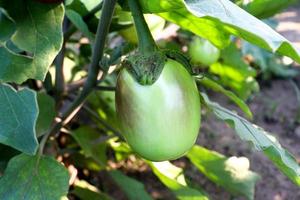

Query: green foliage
[148,161,209,200]
[244,0,296,19]
[0,84,38,155]
[209,42,259,100]
[71,180,112,200]
[0,154,69,199]
[187,145,260,200]
[242,41,299,79]
[201,93,300,186]
[36,92,56,137]
[72,126,107,166]
[0,0,299,199]
[139,0,300,63]
[0,8,15,42]
[196,76,253,119]
[65,9,95,40]
[109,170,153,200]
[0,1,64,83]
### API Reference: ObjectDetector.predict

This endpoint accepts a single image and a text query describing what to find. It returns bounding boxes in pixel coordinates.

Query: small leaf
[201,93,300,186]
[196,76,253,119]
[148,161,209,200]
[0,83,38,155]
[66,9,94,41]
[187,145,260,200]
[72,126,107,166]
[0,1,64,83]
[109,170,153,200]
[0,154,69,199]
[36,92,56,137]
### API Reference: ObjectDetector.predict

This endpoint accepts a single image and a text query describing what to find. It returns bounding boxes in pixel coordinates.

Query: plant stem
[127,0,157,55]
[38,0,117,156]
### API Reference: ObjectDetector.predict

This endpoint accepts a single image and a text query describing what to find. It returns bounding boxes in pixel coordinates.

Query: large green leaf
[36,92,56,137]
[187,145,260,200]
[0,154,69,199]
[148,161,209,200]
[244,0,296,19]
[0,8,15,43]
[201,93,300,186]
[138,0,300,63]
[0,1,64,83]
[109,170,153,200]
[0,84,38,155]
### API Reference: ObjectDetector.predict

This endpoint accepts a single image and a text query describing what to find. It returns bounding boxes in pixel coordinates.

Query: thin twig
[64,2,104,41]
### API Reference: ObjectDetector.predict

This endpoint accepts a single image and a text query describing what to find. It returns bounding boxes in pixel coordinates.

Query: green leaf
[196,76,253,119]
[0,154,69,199]
[148,161,209,200]
[187,145,260,200]
[66,9,94,41]
[0,1,64,83]
[72,126,107,166]
[72,180,112,200]
[244,0,296,19]
[36,92,56,137]
[109,170,153,200]
[139,0,300,63]
[0,8,15,43]
[0,84,38,155]
[201,93,300,186]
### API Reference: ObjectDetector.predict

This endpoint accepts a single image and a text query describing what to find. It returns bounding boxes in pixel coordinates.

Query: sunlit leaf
[187,145,260,200]
[138,0,300,63]
[72,179,112,200]
[148,161,209,200]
